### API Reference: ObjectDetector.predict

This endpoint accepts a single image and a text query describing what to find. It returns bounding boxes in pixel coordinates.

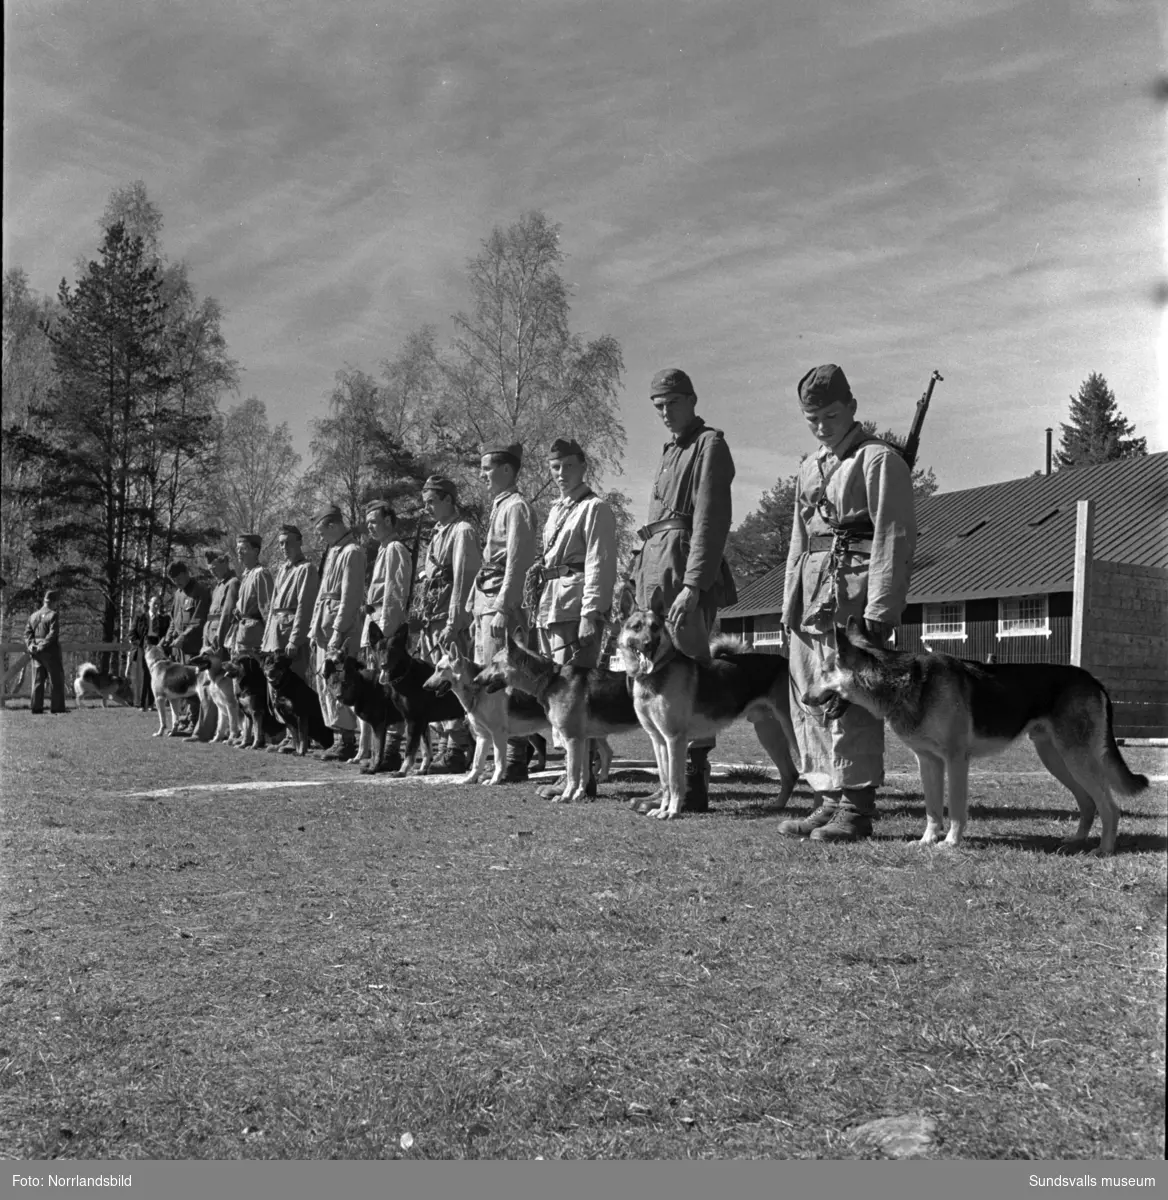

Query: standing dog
[262,653,334,757]
[319,655,392,771]
[616,593,800,820]
[474,639,632,800]
[803,618,1149,855]
[189,651,242,743]
[144,641,200,737]
[73,662,132,708]
[222,655,285,749]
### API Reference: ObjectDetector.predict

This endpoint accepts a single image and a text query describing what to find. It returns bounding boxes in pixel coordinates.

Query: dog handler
[473,442,537,783]
[417,476,481,774]
[228,534,273,658]
[631,368,737,813]
[24,590,68,714]
[160,561,211,734]
[781,364,917,843]
[201,551,239,656]
[309,504,367,763]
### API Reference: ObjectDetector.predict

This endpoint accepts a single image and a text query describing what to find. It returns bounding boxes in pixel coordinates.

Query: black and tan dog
[803,618,1150,855]
[222,655,285,750]
[320,653,397,773]
[144,640,200,737]
[189,650,242,743]
[262,653,334,757]
[616,591,800,820]
[73,661,133,708]
[475,637,637,801]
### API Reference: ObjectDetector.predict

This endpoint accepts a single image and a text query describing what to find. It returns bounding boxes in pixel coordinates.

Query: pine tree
[1057,373,1147,469]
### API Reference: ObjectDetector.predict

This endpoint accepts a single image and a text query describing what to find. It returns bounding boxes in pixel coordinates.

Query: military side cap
[204,549,231,565]
[422,475,458,499]
[237,532,262,549]
[312,503,345,524]
[548,437,586,460]
[797,364,854,412]
[650,367,695,398]
[278,523,302,539]
[480,442,523,468]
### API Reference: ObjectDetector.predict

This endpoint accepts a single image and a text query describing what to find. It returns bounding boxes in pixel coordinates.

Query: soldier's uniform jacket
[472,488,536,618]
[362,539,412,647]
[204,572,239,652]
[633,419,737,609]
[782,423,917,632]
[228,564,273,654]
[309,532,367,656]
[24,605,60,655]
[166,580,211,658]
[419,518,481,631]
[536,484,618,626]
[261,557,320,654]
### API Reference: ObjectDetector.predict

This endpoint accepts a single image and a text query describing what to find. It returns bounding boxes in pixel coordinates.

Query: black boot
[321,732,359,762]
[810,788,876,843]
[503,737,529,783]
[778,793,841,837]
[681,748,711,813]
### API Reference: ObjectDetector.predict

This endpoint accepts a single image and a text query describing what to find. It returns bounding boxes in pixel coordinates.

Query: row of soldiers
[34,361,915,839]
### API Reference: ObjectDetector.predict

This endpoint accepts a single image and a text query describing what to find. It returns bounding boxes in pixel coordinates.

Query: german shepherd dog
[189,650,242,743]
[262,653,334,757]
[804,618,1150,855]
[616,593,800,820]
[222,655,285,749]
[73,662,133,708]
[423,645,575,787]
[144,640,200,737]
[320,654,394,772]
[475,637,636,801]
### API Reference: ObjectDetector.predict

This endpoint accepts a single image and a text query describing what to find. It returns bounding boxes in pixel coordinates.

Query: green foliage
[1056,372,1147,470]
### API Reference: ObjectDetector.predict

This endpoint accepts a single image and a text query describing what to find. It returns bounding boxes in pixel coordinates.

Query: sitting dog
[473,639,634,801]
[222,655,285,749]
[803,618,1150,855]
[423,645,568,786]
[616,591,800,820]
[262,653,335,757]
[189,651,242,743]
[73,661,132,708]
[144,641,200,737]
[367,623,465,776]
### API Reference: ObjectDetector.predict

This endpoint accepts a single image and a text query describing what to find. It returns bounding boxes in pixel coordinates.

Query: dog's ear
[367,621,384,648]
[322,658,336,681]
[648,586,666,618]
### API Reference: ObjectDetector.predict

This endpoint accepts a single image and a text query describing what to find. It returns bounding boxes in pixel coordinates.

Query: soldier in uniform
[780,364,917,843]
[25,590,68,714]
[530,437,618,798]
[201,551,239,656]
[129,595,169,710]
[227,533,273,659]
[309,504,367,762]
[473,442,537,783]
[417,475,481,773]
[357,500,412,771]
[160,561,211,734]
[261,523,320,753]
[631,368,737,813]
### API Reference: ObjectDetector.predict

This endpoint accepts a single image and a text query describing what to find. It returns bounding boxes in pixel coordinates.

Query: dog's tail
[710,634,750,658]
[1101,690,1149,796]
[77,662,99,678]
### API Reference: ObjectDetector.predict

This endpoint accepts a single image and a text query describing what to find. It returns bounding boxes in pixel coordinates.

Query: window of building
[997,593,1050,637]
[922,601,966,639]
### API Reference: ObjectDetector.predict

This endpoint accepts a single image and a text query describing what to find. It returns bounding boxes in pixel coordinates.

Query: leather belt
[542,562,584,578]
[808,534,873,555]
[637,516,691,541]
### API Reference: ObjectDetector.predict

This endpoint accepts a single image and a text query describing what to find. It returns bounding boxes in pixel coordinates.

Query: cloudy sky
[5,0,1164,521]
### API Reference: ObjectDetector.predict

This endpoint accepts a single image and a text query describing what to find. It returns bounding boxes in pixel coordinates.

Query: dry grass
[1,707,1164,1160]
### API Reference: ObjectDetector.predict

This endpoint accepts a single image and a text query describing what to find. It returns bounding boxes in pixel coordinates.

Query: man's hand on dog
[668,585,699,630]
[861,617,893,645]
[577,616,600,646]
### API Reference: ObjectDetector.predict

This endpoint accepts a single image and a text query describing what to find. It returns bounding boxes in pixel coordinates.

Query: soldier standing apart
[201,551,239,656]
[473,443,537,783]
[228,534,273,658]
[632,369,737,813]
[357,501,412,771]
[531,439,617,796]
[25,590,68,714]
[160,561,211,734]
[309,504,367,762]
[417,475,481,773]
[780,364,916,843]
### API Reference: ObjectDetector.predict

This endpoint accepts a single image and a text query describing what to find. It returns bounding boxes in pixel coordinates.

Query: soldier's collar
[492,487,518,505]
[556,482,592,504]
[821,421,866,461]
[671,417,708,448]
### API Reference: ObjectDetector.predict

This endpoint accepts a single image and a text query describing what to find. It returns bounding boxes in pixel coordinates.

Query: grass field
[1,705,1165,1161]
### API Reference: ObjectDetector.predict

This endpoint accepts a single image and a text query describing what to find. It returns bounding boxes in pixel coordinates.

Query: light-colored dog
[144,642,199,737]
[73,662,132,708]
[803,618,1150,855]
[189,651,242,743]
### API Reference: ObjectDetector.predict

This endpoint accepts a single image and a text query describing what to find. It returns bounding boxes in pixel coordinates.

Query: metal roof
[718,452,1168,616]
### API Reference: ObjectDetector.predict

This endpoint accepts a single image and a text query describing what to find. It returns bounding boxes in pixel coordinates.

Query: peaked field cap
[237,532,262,548]
[312,503,345,524]
[422,475,458,498]
[278,523,302,539]
[548,437,585,460]
[797,363,854,411]
[650,368,695,398]
[480,442,523,467]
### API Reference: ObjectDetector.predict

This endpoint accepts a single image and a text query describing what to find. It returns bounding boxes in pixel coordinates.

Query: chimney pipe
[1045,427,1052,475]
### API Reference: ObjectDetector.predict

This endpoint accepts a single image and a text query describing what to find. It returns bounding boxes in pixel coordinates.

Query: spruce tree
[1057,373,1146,469]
